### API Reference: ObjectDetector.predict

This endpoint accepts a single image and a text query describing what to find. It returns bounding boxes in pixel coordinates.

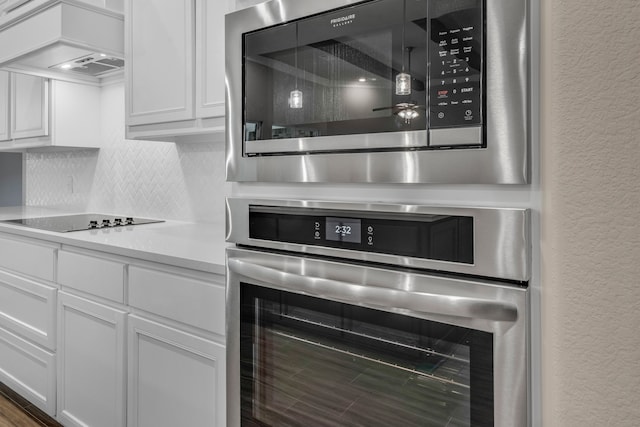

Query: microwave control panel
[429,0,483,129]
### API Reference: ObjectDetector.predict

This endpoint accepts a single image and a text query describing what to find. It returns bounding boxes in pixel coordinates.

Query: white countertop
[0,206,227,275]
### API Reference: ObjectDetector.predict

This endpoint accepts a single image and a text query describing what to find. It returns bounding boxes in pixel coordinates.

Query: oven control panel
[249,208,473,264]
[429,0,483,129]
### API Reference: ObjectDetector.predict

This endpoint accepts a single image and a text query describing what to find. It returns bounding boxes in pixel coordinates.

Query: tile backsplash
[25,82,226,223]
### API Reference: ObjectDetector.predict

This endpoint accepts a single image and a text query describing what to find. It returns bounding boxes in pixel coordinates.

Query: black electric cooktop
[2,214,164,233]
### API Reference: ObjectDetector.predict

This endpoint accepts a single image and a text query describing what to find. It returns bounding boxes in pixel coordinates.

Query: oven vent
[49,53,124,77]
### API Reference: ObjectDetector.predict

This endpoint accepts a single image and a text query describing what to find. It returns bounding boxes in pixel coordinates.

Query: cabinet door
[195,0,225,118]
[126,0,195,126]
[0,70,9,141]
[57,292,127,427]
[0,325,56,416]
[128,315,226,427]
[10,73,48,140]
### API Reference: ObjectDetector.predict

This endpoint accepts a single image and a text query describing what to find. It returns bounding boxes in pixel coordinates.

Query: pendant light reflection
[288,89,303,109]
[395,72,411,96]
[396,0,411,96]
[289,22,303,109]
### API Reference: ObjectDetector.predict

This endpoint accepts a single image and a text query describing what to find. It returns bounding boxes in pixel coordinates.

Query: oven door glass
[240,283,493,427]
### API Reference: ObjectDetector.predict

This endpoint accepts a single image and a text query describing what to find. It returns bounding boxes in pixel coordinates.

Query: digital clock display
[325,217,361,243]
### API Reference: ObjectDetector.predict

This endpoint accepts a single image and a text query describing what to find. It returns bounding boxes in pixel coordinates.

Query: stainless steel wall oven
[225,0,530,184]
[226,198,530,426]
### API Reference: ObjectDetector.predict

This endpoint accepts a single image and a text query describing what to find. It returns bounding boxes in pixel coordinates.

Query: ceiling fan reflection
[372,102,425,124]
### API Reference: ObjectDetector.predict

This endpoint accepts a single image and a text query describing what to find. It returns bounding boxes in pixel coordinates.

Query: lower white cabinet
[0,268,57,351]
[128,315,226,427]
[0,237,226,426]
[0,325,56,415]
[0,235,58,417]
[57,291,127,427]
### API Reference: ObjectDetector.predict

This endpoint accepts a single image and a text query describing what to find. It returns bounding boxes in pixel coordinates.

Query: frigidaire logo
[330,13,355,27]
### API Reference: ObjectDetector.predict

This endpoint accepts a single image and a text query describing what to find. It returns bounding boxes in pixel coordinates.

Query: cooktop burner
[2,214,164,233]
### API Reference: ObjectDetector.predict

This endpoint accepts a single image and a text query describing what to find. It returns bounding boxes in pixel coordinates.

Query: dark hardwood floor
[0,383,62,427]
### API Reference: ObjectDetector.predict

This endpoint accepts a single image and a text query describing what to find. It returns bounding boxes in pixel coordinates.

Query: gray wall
[541,0,640,425]
[0,152,22,207]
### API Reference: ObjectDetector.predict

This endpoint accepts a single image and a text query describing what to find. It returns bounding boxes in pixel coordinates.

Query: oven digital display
[248,208,474,264]
[326,217,361,243]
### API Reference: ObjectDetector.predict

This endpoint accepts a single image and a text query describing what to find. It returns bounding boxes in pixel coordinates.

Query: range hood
[0,0,124,79]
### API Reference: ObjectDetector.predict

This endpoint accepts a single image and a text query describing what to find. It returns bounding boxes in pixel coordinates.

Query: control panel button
[429,0,482,130]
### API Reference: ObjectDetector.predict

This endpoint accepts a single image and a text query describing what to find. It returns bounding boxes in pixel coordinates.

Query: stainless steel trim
[228,256,518,321]
[226,198,530,281]
[429,126,483,147]
[226,246,530,427]
[225,0,529,184]
[245,130,428,155]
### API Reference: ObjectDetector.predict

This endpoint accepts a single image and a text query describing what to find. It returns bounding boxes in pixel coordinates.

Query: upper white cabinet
[125,0,225,142]
[0,71,47,143]
[0,71,102,151]
[0,71,9,141]
[10,72,48,140]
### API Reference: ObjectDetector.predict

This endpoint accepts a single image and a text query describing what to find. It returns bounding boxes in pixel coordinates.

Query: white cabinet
[0,233,58,417]
[0,71,9,141]
[128,315,226,427]
[0,71,47,143]
[0,71,101,151]
[128,263,226,426]
[125,0,226,141]
[128,265,225,334]
[0,233,57,283]
[55,247,226,426]
[0,325,56,415]
[0,71,49,144]
[11,72,48,140]
[0,235,226,426]
[58,249,126,304]
[57,291,127,427]
[0,269,57,350]
[195,0,225,119]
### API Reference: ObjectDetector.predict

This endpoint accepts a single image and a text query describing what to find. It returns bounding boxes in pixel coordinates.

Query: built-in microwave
[225,0,530,184]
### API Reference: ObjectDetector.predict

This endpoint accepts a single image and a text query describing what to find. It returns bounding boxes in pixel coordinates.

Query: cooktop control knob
[126,217,134,225]
[113,218,123,226]
[89,220,99,229]
[102,219,112,227]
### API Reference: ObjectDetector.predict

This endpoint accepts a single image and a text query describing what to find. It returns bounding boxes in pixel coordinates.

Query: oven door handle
[228,257,519,323]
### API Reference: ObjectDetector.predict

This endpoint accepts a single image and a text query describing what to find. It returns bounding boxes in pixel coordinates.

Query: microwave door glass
[243,0,429,145]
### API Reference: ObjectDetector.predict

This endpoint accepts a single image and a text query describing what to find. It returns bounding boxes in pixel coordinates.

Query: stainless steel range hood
[0,0,124,80]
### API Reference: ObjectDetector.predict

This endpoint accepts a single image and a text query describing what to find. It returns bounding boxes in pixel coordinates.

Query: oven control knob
[126,217,134,225]
[113,218,123,226]
[89,220,99,229]
[102,219,112,227]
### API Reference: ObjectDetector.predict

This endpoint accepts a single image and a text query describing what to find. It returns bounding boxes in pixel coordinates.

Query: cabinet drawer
[58,250,125,303]
[0,325,56,416]
[129,266,225,335]
[0,270,56,350]
[0,234,56,281]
